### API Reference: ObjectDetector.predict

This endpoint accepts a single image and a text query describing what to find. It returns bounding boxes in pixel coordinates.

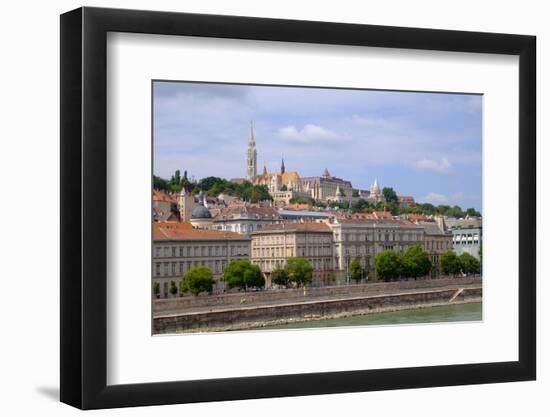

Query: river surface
[255,302,482,330]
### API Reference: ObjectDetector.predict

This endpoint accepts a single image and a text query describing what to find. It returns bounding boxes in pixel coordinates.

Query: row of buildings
[152,123,481,297]
[152,191,477,297]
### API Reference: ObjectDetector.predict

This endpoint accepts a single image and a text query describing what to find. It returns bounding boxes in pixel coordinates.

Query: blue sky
[153,81,482,211]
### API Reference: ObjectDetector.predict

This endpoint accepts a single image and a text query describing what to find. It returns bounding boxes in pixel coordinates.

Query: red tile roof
[154,223,249,241]
[152,189,177,203]
[371,210,394,220]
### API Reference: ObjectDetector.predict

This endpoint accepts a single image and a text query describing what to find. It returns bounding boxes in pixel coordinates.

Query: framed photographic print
[60,6,536,410]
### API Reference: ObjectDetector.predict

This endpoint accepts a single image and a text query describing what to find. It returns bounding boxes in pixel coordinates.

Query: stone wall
[154,286,482,334]
[154,276,481,314]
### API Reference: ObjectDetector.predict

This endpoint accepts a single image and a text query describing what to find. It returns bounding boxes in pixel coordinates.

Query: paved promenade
[154,277,482,317]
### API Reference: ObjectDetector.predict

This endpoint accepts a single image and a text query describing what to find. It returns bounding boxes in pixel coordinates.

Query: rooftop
[215,205,280,220]
[251,222,331,234]
[278,209,331,218]
[152,189,177,203]
[154,222,249,241]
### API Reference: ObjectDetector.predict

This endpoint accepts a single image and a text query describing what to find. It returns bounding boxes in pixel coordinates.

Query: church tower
[178,187,197,222]
[281,155,285,174]
[246,121,257,181]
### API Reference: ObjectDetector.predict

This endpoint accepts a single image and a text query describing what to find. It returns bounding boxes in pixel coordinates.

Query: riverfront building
[153,222,251,297]
[328,218,424,283]
[446,217,482,260]
[417,217,454,266]
[250,222,335,286]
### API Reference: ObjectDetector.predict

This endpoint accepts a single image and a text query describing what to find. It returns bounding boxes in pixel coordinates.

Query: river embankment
[153,277,482,334]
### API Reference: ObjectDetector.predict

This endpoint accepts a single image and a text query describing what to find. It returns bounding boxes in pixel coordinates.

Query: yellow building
[250,222,334,287]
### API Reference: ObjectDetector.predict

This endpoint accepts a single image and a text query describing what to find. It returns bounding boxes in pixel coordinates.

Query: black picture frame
[60,6,536,410]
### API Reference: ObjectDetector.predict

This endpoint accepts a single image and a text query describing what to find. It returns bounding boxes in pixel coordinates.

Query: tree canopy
[350,259,366,283]
[401,245,432,279]
[271,266,290,287]
[286,257,313,287]
[180,266,216,296]
[222,259,265,291]
[458,253,481,275]
[382,187,398,204]
[440,250,462,276]
[374,250,403,281]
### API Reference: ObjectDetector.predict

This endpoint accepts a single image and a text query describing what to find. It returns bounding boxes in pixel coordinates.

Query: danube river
[255,302,482,330]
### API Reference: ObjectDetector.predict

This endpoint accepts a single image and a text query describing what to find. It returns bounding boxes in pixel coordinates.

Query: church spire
[248,120,255,145]
[281,155,285,174]
[246,121,257,181]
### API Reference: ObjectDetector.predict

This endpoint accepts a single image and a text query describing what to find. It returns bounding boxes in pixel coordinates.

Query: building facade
[250,223,334,286]
[329,218,424,282]
[177,187,197,222]
[212,205,282,234]
[417,217,454,266]
[153,222,251,297]
[446,217,482,260]
[301,168,353,202]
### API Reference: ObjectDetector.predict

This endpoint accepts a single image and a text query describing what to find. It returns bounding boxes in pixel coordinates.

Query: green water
[256,302,482,330]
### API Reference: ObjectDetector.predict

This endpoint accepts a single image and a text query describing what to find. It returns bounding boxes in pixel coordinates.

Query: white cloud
[413,158,453,174]
[423,192,449,205]
[277,124,346,144]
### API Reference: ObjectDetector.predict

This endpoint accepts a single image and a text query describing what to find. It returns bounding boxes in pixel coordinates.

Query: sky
[153,81,482,211]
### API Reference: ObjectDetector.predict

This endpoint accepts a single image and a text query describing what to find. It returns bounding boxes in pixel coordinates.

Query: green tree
[289,196,316,206]
[458,253,481,275]
[280,184,288,191]
[466,207,481,217]
[382,187,398,204]
[374,251,402,282]
[153,282,160,298]
[271,266,290,287]
[350,259,366,283]
[420,203,436,214]
[250,185,272,203]
[352,198,370,212]
[287,257,313,287]
[440,250,461,276]
[401,245,432,279]
[171,169,182,185]
[223,259,265,291]
[329,201,350,210]
[169,280,178,296]
[180,266,216,296]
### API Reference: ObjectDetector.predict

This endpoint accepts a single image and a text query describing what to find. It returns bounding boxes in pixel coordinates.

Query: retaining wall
[154,276,481,314]
[154,286,482,334]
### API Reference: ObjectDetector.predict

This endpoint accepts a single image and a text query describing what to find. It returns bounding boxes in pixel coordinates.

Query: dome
[191,205,212,219]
